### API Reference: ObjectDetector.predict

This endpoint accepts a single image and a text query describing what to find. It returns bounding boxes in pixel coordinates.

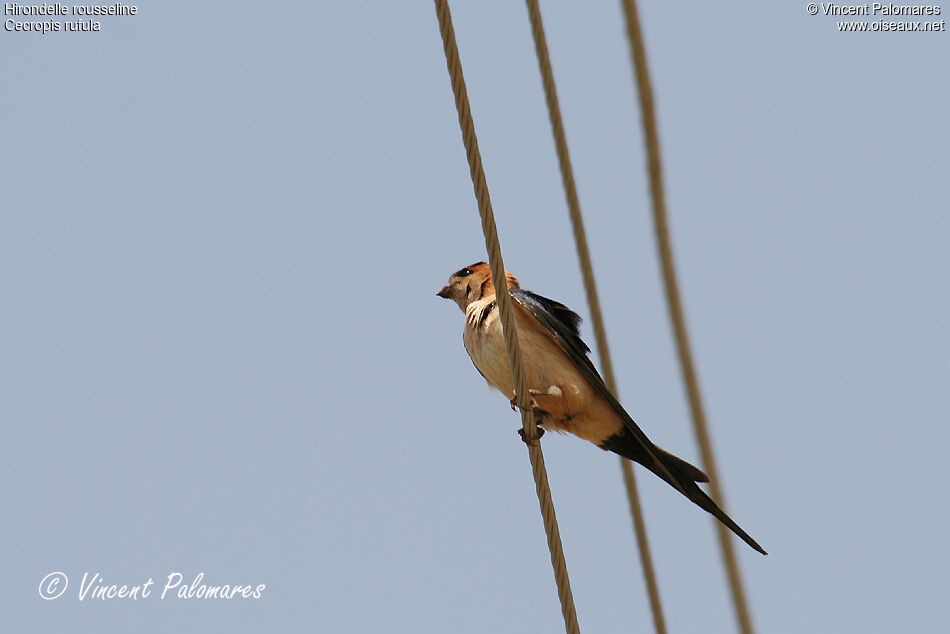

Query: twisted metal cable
[433,2,580,632]
[523,1,667,632]
[619,1,756,632]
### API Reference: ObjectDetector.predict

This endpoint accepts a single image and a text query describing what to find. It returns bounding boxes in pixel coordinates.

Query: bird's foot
[509,393,540,412]
[510,387,559,414]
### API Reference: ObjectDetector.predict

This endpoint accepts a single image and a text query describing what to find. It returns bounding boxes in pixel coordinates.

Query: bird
[437,261,766,555]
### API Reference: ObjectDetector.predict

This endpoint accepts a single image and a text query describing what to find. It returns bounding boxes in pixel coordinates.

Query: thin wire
[619,1,756,632]
[523,1,667,632]
[433,2,580,632]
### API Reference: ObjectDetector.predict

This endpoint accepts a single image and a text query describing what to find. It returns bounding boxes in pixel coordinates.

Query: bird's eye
[455,268,473,278]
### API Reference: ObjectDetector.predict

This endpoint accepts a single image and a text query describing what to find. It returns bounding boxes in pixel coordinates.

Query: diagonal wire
[619,1,756,632]
[523,1,667,632]
[433,2,581,632]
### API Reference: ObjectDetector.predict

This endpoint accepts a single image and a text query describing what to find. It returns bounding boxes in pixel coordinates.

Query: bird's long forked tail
[675,473,767,556]
[604,436,767,555]
[649,454,767,555]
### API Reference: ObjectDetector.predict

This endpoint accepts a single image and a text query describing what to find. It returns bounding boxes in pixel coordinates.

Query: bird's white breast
[462,298,580,400]
[459,295,625,444]
[463,300,515,396]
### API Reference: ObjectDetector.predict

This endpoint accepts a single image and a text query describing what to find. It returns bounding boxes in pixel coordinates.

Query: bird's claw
[510,389,548,413]
[510,395,540,411]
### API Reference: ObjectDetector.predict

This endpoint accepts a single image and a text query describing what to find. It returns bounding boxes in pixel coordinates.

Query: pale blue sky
[2,2,948,633]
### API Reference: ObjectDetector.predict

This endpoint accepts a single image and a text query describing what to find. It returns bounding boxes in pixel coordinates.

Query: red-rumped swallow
[438,262,766,555]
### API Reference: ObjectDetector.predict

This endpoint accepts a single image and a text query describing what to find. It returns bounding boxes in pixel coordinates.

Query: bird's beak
[436,285,451,299]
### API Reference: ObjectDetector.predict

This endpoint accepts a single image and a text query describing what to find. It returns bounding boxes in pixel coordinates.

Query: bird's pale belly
[463,308,620,443]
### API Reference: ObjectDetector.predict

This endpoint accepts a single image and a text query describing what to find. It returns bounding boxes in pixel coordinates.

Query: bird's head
[437,261,519,311]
